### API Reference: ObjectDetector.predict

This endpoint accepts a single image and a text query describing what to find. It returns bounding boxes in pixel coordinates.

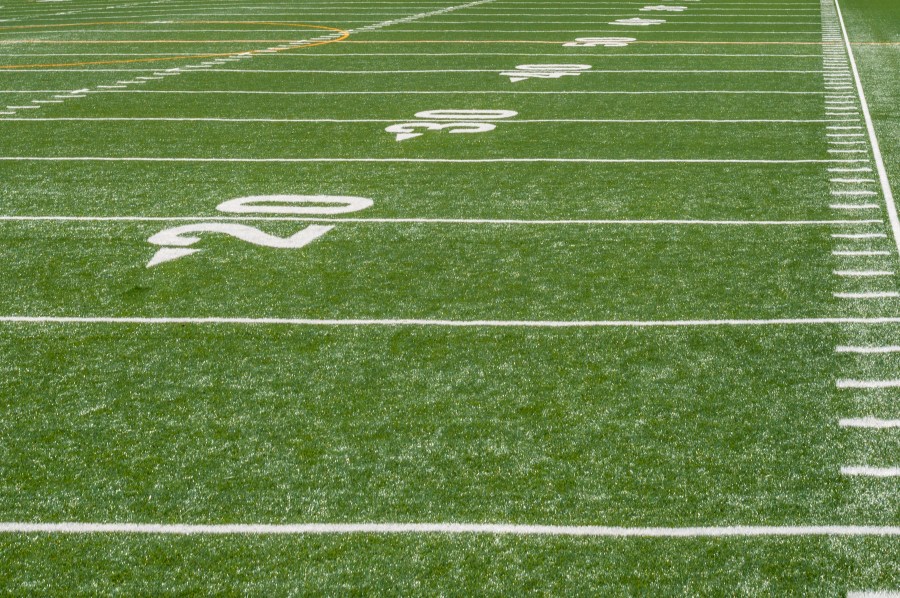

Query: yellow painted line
[0,21,349,70]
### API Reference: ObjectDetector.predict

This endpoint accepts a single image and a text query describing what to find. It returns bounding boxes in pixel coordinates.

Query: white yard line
[86,90,828,95]
[0,216,878,225]
[841,467,900,477]
[839,418,900,428]
[0,69,830,74]
[836,345,900,353]
[0,158,869,164]
[0,52,827,57]
[833,0,900,259]
[5,317,900,328]
[837,379,900,389]
[0,522,897,537]
[0,118,853,124]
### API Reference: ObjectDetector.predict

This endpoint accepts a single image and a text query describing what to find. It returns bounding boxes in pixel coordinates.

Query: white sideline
[833,0,900,259]
[6,317,900,328]
[0,522,898,537]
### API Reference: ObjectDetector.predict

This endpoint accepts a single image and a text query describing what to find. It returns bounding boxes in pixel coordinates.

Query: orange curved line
[0,21,349,69]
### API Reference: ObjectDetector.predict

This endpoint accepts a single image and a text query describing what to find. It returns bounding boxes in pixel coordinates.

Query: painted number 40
[146,195,372,267]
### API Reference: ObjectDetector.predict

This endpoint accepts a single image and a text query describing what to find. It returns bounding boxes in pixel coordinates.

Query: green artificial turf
[0,0,897,593]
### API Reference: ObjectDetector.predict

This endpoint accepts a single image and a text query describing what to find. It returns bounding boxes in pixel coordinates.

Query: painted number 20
[146,195,373,267]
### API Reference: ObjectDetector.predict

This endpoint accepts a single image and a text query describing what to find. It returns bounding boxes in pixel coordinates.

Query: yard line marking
[0,216,878,225]
[833,0,900,259]
[831,191,878,196]
[837,379,900,388]
[833,233,886,238]
[0,522,897,537]
[836,346,900,354]
[841,467,900,477]
[7,317,900,328]
[0,117,855,124]
[0,68,834,74]
[87,89,829,95]
[831,204,879,209]
[0,52,831,58]
[831,179,876,183]
[832,250,890,256]
[834,291,899,298]
[0,158,870,164]
[833,270,893,277]
[847,592,900,597]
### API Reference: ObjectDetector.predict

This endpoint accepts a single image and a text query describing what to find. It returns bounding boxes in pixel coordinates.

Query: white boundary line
[0,522,898,536]
[5,317,900,327]
[832,0,900,259]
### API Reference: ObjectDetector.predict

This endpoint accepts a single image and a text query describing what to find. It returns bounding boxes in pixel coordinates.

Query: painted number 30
[146,195,373,267]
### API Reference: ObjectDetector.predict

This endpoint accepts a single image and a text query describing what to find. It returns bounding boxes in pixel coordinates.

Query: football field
[0,0,898,593]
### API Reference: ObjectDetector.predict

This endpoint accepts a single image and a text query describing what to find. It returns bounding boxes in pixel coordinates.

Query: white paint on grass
[841,467,900,477]
[0,158,868,164]
[0,216,879,226]
[833,0,900,259]
[7,317,900,328]
[831,233,887,239]
[563,37,634,47]
[836,346,900,353]
[837,379,900,388]
[640,4,686,11]
[146,223,333,267]
[834,292,899,298]
[610,17,666,25]
[833,270,893,277]
[217,195,373,215]
[0,522,896,537]
[839,418,900,428]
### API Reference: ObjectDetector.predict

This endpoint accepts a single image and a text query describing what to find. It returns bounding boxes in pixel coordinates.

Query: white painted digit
[563,37,636,48]
[386,121,496,141]
[217,194,373,215]
[610,18,666,25]
[413,109,518,121]
[146,223,333,267]
[501,64,591,82]
[640,5,686,11]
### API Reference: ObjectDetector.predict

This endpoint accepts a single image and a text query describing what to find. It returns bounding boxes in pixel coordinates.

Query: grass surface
[0,0,897,594]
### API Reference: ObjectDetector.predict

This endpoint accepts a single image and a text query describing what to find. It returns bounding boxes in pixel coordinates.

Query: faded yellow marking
[0,21,349,69]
